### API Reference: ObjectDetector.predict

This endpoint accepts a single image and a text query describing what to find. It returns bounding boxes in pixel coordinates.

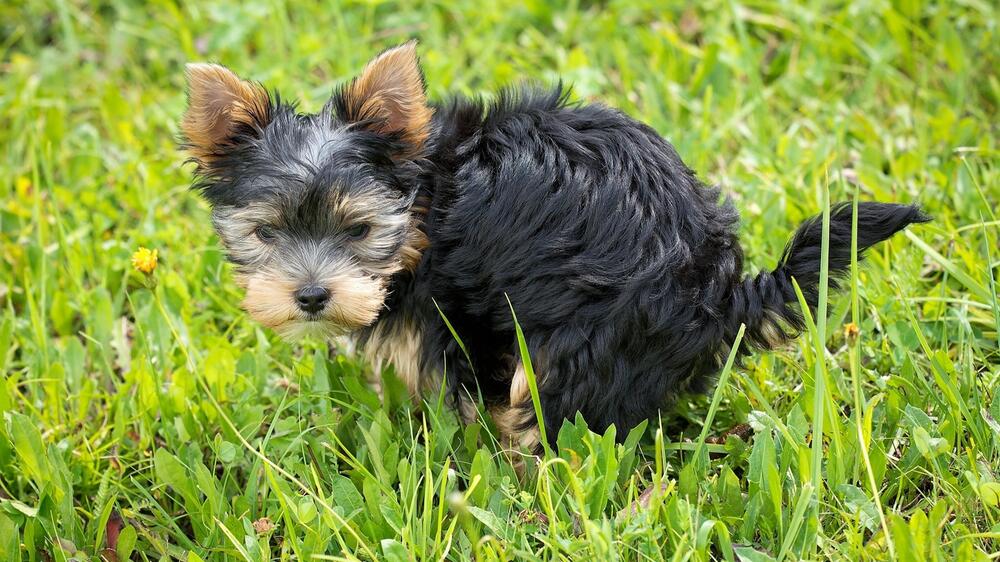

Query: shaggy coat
[182,43,928,452]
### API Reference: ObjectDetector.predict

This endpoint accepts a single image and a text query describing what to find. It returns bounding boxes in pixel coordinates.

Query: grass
[1,0,998,560]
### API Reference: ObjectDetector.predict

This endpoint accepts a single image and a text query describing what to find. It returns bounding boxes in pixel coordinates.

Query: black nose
[294,285,330,314]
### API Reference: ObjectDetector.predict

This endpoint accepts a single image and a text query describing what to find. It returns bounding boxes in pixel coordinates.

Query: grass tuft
[1,1,998,560]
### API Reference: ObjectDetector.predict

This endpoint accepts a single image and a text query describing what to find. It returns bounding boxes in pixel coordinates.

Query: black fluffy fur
[190,76,929,451]
[385,87,927,447]
[726,201,930,351]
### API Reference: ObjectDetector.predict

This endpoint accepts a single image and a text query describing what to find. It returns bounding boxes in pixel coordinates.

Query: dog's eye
[255,225,278,243]
[345,223,370,240]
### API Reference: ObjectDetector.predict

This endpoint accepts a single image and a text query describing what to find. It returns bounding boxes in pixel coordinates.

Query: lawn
[1,1,998,560]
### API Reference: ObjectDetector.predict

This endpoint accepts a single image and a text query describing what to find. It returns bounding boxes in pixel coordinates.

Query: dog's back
[422,86,756,436]
[417,85,927,445]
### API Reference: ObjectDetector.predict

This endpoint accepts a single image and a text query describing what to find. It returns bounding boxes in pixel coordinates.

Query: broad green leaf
[153,449,199,510]
[8,412,50,486]
[912,426,947,460]
[380,539,410,562]
[217,440,237,464]
[328,475,365,517]
[734,544,777,562]
[467,506,511,541]
[296,497,317,525]
[0,513,19,562]
[978,482,1000,507]
[117,525,137,561]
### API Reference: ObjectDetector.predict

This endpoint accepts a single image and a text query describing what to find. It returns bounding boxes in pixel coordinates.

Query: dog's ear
[337,41,432,157]
[182,63,272,162]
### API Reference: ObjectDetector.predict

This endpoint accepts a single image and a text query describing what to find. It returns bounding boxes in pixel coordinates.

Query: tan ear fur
[182,63,271,161]
[340,41,433,156]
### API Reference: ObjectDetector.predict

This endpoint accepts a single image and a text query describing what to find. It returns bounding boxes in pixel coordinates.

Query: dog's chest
[361,316,424,398]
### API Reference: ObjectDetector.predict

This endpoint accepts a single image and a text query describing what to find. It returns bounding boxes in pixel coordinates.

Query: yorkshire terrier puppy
[182,42,928,453]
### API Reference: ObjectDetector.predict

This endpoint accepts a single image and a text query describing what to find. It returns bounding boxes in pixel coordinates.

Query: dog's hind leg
[490,361,543,469]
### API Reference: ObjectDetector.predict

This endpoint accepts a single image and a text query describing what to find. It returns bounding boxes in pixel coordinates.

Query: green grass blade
[506,294,550,456]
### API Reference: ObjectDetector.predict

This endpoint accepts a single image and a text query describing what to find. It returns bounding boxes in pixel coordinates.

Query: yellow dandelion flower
[131,247,158,274]
[843,322,860,345]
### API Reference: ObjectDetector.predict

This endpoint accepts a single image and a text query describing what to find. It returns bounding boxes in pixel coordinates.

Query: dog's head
[182,42,430,338]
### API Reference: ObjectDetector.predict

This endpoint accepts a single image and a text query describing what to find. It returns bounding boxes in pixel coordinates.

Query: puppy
[181,41,928,453]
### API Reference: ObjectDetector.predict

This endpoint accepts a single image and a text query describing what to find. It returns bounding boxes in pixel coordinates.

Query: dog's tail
[727,202,930,351]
